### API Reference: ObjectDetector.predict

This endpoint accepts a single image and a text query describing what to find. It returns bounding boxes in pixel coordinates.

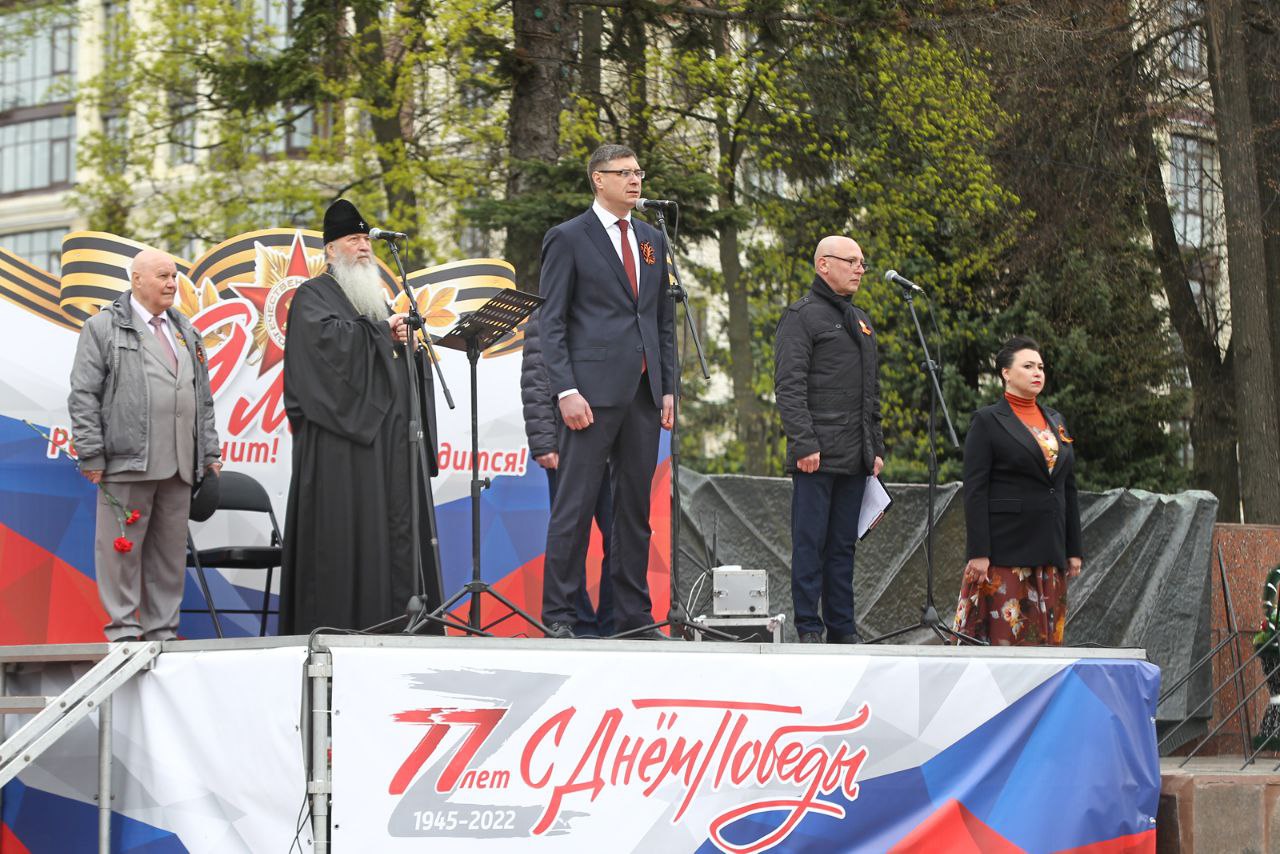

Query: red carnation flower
[113,537,133,553]
[125,510,141,525]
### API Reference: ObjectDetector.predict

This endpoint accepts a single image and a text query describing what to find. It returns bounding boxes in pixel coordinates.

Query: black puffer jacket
[520,314,558,457]
[773,276,884,475]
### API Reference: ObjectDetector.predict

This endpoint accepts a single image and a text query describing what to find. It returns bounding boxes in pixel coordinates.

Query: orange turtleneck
[1005,391,1048,431]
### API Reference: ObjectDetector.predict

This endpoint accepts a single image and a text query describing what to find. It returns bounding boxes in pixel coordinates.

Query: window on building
[1170,0,1205,75]
[0,10,77,109]
[255,0,298,54]
[170,97,198,166]
[1169,134,1216,249]
[0,227,69,275]
[0,115,75,194]
[248,0,315,155]
[0,8,77,196]
[459,224,492,258]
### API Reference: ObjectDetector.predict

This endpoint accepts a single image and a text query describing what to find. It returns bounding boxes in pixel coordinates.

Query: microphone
[885,269,924,293]
[635,198,678,211]
[368,227,408,241]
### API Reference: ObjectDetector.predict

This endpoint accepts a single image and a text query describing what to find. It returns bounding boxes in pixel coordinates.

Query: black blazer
[538,208,676,409]
[962,397,1083,569]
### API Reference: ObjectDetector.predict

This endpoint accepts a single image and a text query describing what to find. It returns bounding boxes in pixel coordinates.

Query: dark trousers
[542,375,659,631]
[545,466,615,636]
[790,471,868,637]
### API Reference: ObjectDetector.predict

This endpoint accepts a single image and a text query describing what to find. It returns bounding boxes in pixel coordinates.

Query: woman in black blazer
[953,336,1083,645]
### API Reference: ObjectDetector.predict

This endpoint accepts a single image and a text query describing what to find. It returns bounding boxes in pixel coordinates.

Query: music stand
[421,289,554,636]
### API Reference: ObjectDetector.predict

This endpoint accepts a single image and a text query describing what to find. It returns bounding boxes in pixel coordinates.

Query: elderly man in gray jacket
[68,248,222,642]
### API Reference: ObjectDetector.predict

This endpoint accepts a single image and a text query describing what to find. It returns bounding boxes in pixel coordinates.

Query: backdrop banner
[328,644,1160,853]
[0,231,667,644]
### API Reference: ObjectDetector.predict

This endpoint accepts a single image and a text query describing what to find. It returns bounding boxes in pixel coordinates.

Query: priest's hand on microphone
[387,313,411,345]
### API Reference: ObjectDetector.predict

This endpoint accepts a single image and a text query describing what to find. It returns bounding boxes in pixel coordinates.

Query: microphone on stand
[635,198,678,212]
[884,269,924,293]
[369,227,408,242]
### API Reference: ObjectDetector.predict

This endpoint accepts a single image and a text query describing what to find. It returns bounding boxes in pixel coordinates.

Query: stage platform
[1,637,1160,853]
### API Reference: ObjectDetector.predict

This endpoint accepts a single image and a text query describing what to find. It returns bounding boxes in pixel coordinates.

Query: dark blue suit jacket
[538,208,676,408]
[962,397,1083,569]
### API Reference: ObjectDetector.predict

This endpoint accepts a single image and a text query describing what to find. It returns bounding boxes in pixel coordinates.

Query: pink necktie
[149,316,179,372]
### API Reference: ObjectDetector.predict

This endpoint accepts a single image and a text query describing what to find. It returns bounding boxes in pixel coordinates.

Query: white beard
[330,254,389,320]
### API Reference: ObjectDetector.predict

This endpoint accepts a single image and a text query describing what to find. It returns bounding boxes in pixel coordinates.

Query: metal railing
[1156,544,1280,769]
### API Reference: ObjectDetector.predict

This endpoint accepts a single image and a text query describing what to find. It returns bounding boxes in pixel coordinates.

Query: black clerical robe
[280,273,440,634]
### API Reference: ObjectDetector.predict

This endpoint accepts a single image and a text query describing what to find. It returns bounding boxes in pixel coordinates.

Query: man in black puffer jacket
[520,313,615,636]
[774,235,885,645]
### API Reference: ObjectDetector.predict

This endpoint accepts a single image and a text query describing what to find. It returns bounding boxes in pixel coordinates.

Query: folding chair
[184,470,282,637]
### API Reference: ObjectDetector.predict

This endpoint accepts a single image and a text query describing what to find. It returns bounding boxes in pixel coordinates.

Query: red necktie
[149,316,179,372]
[616,219,645,375]
[617,218,639,299]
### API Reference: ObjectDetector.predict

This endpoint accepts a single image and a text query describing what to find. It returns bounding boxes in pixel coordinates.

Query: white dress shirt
[591,199,642,281]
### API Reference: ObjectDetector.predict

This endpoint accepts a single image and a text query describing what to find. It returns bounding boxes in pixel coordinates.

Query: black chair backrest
[215,471,275,514]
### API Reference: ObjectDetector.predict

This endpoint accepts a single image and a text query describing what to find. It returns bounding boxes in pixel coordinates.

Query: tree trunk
[1205,0,1280,522]
[710,21,766,474]
[1131,103,1242,520]
[1243,2,1280,420]
[353,6,419,230]
[619,5,648,150]
[580,6,603,118]
[505,0,572,294]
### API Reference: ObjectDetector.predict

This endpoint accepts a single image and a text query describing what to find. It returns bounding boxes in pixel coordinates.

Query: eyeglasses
[595,169,646,179]
[823,255,867,271]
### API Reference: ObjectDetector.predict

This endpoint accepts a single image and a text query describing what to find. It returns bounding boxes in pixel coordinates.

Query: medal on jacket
[639,241,656,265]
[1058,424,1074,444]
[858,319,872,335]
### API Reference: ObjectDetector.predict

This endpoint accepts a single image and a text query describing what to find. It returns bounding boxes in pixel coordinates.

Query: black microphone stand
[377,237,477,637]
[612,205,735,642]
[867,280,982,645]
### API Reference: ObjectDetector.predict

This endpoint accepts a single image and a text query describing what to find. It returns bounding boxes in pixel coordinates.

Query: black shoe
[798,632,823,644]
[630,628,679,641]
[110,635,140,643]
[830,632,865,645]
[544,622,575,639]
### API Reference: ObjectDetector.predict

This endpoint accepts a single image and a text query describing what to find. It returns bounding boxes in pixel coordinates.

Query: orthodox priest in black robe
[280,199,441,634]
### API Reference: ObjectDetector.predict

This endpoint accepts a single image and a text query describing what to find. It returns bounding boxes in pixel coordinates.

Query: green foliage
[63,0,1196,494]
[953,1,1193,494]
[73,0,508,257]
[997,250,1190,492]
[691,21,1024,482]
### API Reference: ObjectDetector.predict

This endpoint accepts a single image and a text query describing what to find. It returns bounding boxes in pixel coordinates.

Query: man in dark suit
[520,313,616,637]
[537,143,676,640]
[774,236,884,645]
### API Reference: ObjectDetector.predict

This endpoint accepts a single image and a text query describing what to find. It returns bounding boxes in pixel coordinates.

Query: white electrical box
[711,565,769,616]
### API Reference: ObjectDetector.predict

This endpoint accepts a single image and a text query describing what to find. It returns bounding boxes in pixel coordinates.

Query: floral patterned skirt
[952,565,1067,646]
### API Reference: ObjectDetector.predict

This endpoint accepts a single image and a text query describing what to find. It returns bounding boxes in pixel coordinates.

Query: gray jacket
[68,290,220,479]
